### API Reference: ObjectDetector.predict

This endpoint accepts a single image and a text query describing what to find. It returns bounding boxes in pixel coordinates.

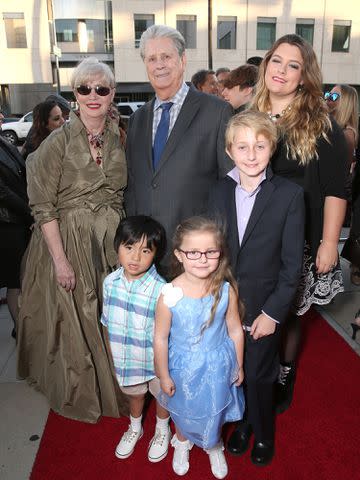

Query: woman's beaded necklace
[86,130,105,166]
[74,110,107,167]
[267,104,292,121]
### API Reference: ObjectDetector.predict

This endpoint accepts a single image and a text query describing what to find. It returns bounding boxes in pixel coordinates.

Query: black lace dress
[271,120,347,315]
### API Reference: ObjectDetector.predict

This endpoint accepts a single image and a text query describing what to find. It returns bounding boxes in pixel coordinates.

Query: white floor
[0,246,359,480]
[0,290,49,480]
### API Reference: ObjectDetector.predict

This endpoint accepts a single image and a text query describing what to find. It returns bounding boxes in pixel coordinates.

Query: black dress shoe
[227,423,252,456]
[251,441,274,466]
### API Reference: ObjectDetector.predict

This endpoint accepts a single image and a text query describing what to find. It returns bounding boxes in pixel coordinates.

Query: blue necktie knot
[160,102,173,112]
[153,102,173,170]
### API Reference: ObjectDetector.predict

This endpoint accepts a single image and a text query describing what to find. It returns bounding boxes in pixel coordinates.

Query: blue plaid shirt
[101,264,165,386]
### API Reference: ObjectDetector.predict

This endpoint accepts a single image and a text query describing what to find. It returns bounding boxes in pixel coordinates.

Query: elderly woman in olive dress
[17,58,128,423]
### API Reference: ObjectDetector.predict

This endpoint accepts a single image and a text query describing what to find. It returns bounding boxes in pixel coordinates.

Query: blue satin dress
[157,282,245,449]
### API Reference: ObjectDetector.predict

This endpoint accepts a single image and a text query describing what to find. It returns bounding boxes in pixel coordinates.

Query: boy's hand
[160,376,176,397]
[250,313,276,340]
[234,366,244,386]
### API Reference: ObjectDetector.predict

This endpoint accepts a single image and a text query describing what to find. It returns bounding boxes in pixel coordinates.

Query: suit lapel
[142,99,155,173]
[153,89,201,176]
[222,178,241,268]
[241,178,275,249]
[136,97,155,172]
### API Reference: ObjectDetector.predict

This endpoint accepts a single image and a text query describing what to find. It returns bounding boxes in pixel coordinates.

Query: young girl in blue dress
[154,216,245,479]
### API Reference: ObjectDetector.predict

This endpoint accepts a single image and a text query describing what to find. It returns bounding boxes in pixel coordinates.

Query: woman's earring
[298,84,303,92]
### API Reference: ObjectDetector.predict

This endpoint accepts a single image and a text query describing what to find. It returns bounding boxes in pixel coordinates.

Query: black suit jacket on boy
[208,166,305,326]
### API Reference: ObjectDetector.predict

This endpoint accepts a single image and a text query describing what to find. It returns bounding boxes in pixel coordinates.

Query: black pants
[242,326,281,443]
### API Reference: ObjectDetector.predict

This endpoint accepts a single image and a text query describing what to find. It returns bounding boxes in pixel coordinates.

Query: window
[134,14,154,48]
[296,18,314,45]
[3,12,27,48]
[217,16,236,49]
[24,112,33,122]
[176,15,196,49]
[256,17,276,50]
[55,19,112,52]
[332,20,351,52]
[56,19,78,42]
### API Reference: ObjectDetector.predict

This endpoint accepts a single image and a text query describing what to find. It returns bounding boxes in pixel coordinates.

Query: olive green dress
[17,112,128,423]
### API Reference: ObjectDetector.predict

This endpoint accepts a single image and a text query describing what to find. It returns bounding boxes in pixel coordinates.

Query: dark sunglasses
[324,91,340,102]
[75,85,112,96]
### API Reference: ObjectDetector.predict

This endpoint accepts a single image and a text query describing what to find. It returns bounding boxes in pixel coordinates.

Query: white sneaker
[205,443,228,479]
[171,434,193,476]
[148,425,171,462]
[115,424,143,459]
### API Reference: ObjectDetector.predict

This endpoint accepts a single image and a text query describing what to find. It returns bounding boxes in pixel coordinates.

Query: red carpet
[30,309,360,480]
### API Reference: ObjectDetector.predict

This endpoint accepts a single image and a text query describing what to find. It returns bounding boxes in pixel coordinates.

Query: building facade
[0,0,52,114]
[0,0,360,113]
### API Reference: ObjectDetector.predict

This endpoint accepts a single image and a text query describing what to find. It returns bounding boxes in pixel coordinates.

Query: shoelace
[278,365,292,385]
[123,427,140,443]
[152,429,168,446]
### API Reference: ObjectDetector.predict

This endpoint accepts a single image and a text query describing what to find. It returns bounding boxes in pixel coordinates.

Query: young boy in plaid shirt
[101,215,170,462]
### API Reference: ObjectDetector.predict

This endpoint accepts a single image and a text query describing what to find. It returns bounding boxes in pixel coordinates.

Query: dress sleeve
[318,120,347,199]
[124,114,136,216]
[26,129,66,226]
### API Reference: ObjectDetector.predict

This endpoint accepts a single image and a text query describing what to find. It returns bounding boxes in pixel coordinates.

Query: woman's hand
[160,376,176,397]
[40,220,76,292]
[316,240,338,274]
[54,257,76,291]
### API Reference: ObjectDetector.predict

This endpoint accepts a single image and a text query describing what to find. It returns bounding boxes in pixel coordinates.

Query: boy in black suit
[208,111,305,466]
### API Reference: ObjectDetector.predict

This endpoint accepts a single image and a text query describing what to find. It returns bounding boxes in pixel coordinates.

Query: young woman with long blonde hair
[251,34,347,413]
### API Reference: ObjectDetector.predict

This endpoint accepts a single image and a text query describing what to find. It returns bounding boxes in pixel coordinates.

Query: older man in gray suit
[125,25,233,266]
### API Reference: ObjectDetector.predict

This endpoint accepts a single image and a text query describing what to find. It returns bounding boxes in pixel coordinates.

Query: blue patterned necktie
[152,102,173,170]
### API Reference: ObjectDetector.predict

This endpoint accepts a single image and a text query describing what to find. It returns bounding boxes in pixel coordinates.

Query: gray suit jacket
[125,87,233,249]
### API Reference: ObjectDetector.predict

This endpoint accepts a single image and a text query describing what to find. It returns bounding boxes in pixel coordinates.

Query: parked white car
[1,111,33,144]
[117,102,145,117]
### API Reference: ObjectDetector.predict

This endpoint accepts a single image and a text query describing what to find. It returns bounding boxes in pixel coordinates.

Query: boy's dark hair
[223,64,258,90]
[114,215,166,263]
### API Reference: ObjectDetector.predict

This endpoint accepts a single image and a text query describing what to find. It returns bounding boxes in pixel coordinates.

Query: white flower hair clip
[162,283,183,308]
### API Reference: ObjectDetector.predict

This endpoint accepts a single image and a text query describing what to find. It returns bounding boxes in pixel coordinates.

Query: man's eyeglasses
[75,85,112,97]
[178,249,221,260]
[324,91,340,102]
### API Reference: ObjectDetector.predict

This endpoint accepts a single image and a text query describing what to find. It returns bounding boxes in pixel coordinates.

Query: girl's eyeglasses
[75,85,112,96]
[324,92,340,102]
[178,249,221,260]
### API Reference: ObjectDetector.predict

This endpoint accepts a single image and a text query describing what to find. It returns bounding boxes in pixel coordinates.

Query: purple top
[227,167,266,245]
